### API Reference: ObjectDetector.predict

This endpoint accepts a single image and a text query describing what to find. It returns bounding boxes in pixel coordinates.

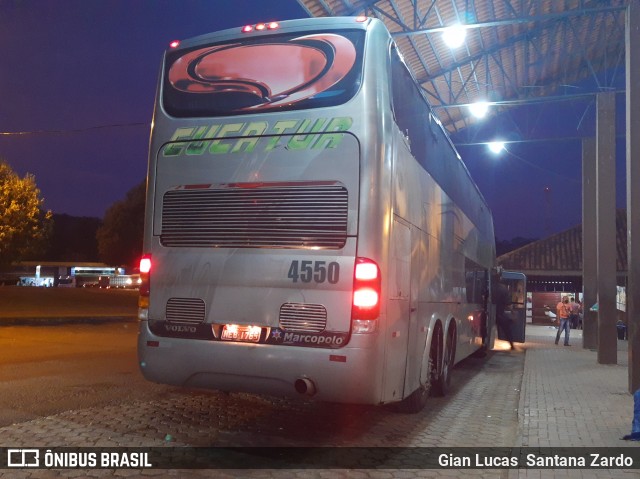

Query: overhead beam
[391,5,628,36]
[435,89,625,111]
[344,0,382,16]
[412,15,621,91]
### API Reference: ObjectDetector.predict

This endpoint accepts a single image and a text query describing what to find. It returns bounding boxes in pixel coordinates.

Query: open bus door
[501,271,527,343]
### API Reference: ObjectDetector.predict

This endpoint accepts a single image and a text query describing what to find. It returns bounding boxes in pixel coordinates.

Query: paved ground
[0,322,637,478]
[518,325,631,448]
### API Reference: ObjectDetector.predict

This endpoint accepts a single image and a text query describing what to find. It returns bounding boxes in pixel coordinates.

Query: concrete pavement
[0,321,638,478]
[518,324,633,448]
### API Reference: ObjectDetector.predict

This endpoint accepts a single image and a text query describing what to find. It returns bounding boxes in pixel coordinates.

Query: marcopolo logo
[268,329,347,348]
[283,332,344,346]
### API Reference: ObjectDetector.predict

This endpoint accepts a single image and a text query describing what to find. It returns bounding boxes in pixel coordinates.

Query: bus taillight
[140,255,152,274]
[353,288,379,308]
[352,258,381,322]
[139,255,151,295]
[241,22,279,33]
[138,255,151,318]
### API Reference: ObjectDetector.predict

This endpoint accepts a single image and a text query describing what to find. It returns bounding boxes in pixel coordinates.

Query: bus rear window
[162,30,364,118]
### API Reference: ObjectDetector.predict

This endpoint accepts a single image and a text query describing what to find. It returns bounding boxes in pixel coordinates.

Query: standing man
[492,275,514,350]
[555,296,572,346]
[568,297,580,329]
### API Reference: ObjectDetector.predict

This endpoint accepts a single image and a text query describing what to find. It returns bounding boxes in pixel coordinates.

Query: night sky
[0,1,627,241]
[0,0,306,221]
[457,91,627,241]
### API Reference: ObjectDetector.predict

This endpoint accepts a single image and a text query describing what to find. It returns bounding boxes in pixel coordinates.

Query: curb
[0,316,137,326]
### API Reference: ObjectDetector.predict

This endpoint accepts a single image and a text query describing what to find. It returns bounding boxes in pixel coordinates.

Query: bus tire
[397,357,433,414]
[432,325,455,397]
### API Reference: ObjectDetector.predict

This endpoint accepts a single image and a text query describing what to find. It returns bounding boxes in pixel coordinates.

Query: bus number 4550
[288,260,340,284]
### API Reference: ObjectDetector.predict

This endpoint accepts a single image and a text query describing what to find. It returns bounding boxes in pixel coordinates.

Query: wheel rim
[442,331,454,385]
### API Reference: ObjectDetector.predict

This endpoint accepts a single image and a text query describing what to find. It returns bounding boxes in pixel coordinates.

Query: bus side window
[464,258,486,304]
[390,46,428,162]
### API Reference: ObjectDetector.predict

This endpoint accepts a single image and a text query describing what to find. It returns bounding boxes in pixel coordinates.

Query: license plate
[221,324,261,343]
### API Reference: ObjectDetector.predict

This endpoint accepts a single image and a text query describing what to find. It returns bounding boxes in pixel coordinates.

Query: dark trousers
[497,312,514,346]
[569,314,579,329]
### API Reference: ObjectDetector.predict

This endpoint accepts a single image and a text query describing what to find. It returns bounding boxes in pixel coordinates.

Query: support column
[582,138,597,350]
[596,91,617,364]
[627,0,640,392]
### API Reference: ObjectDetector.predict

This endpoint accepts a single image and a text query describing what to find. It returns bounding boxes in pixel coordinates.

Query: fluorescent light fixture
[488,141,506,154]
[442,24,467,48]
[469,101,489,118]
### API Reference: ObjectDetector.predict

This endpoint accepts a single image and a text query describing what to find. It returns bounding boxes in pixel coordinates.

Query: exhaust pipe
[294,377,316,396]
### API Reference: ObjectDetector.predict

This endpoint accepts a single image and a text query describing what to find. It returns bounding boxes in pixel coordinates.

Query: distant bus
[138,16,499,412]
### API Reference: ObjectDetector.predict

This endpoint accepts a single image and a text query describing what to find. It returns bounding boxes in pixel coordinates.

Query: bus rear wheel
[397,357,433,413]
[432,326,455,397]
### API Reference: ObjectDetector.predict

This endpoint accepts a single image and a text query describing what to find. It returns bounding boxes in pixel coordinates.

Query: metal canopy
[296,0,628,137]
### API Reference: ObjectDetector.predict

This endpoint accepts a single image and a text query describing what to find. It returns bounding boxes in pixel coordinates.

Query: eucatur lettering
[162,117,353,157]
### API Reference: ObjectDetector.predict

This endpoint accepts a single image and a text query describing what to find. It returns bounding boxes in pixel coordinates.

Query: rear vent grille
[166,298,205,324]
[161,183,348,249]
[279,303,327,333]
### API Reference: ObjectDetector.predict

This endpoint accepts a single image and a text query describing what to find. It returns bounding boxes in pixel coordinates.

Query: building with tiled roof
[497,209,627,291]
[497,210,628,323]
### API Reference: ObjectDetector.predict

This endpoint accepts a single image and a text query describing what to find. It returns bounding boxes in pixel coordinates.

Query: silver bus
[138,16,498,412]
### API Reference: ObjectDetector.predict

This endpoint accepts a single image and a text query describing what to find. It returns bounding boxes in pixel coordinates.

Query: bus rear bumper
[137,321,382,405]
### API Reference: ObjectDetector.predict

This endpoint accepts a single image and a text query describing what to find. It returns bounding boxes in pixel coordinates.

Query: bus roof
[167,16,371,52]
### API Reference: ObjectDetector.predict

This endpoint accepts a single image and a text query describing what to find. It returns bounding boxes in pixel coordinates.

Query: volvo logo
[164,324,197,334]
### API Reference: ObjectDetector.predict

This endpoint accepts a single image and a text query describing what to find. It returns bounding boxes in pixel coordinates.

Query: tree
[0,160,52,268]
[46,214,102,262]
[96,180,146,268]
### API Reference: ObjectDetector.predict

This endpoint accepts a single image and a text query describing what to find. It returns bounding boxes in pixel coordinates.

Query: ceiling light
[488,141,506,154]
[442,24,467,48]
[469,101,489,119]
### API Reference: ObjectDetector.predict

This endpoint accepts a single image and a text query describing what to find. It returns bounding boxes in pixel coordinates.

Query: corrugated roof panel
[497,210,628,273]
[297,0,628,132]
